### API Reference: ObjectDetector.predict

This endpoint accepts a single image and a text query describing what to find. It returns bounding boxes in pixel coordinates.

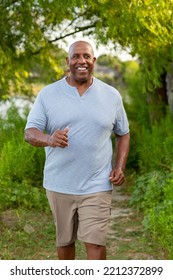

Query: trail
[107,185,157,260]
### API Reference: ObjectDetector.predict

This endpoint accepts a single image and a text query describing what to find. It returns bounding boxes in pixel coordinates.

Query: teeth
[77,67,87,71]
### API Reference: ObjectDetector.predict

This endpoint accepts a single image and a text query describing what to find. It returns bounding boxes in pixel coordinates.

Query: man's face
[66,41,96,84]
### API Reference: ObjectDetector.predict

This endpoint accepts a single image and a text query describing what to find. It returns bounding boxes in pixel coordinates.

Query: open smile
[76,67,88,72]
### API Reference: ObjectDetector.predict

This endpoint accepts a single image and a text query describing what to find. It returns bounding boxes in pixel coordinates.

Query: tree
[0,0,98,98]
[1,0,173,104]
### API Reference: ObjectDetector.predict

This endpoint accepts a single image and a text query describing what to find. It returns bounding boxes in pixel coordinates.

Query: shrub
[0,131,47,210]
[0,103,47,211]
[136,112,173,174]
[130,171,173,259]
[129,171,169,211]
[0,179,49,211]
[143,198,173,259]
[0,130,44,182]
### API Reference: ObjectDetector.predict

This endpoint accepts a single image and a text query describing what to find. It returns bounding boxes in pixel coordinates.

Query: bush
[130,171,173,259]
[0,133,47,210]
[0,179,49,211]
[129,171,168,211]
[143,193,173,259]
[0,103,47,211]
[0,134,43,181]
[138,113,173,173]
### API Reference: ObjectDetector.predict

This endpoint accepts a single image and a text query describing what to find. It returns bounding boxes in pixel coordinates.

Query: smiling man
[24,40,130,260]
[67,41,96,87]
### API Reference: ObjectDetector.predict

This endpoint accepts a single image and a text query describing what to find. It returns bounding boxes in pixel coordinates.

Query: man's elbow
[24,130,29,143]
[24,129,33,144]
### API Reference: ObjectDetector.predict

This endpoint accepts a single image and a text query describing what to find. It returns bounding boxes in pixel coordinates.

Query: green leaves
[1,0,173,97]
[0,105,46,211]
[130,170,173,258]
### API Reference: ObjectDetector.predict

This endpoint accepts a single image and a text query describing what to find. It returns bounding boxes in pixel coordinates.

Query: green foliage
[123,58,173,258]
[144,200,173,259]
[0,103,27,149]
[122,59,173,172]
[97,54,122,72]
[122,61,149,170]
[1,0,173,100]
[0,134,44,185]
[130,171,173,259]
[0,179,48,212]
[123,60,154,127]
[129,111,173,257]
[130,171,170,211]
[94,0,173,87]
[0,0,77,98]
[0,104,47,211]
[138,113,173,173]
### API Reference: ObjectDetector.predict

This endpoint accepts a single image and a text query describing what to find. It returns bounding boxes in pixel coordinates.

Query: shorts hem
[78,237,106,246]
[56,240,76,247]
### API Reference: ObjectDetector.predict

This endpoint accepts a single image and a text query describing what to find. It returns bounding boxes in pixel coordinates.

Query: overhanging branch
[48,23,97,43]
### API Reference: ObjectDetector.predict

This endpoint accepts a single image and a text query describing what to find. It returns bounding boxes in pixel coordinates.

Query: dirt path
[106,185,158,260]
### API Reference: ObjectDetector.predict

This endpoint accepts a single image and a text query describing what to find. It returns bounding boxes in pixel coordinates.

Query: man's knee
[85,242,105,249]
[84,242,106,260]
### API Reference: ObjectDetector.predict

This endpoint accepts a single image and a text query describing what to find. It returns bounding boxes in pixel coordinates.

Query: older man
[24,40,130,260]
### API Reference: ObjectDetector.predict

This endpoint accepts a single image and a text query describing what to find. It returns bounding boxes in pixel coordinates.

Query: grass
[0,209,57,260]
[0,186,167,260]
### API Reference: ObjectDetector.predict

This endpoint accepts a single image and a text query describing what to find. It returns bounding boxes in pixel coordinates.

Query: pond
[0,97,33,119]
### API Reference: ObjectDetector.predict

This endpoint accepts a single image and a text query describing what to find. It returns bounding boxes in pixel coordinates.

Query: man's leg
[46,191,78,259]
[57,242,75,260]
[85,243,106,260]
[78,191,112,260]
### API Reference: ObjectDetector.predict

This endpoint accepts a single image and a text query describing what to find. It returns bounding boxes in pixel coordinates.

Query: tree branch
[48,23,97,43]
[30,22,97,55]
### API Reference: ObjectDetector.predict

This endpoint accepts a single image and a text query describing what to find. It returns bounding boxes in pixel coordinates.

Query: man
[24,40,130,260]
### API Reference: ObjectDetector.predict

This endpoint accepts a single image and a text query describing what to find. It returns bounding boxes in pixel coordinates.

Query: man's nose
[78,56,86,63]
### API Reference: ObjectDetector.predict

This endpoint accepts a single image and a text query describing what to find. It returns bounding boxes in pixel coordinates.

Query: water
[0,97,33,119]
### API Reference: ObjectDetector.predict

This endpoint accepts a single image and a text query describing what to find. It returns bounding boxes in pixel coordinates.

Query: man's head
[66,40,96,85]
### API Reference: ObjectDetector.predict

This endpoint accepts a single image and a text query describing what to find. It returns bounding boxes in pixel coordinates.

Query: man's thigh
[46,190,78,246]
[77,191,112,246]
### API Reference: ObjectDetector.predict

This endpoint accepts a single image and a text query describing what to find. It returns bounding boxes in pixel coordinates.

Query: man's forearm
[24,128,50,147]
[115,133,130,171]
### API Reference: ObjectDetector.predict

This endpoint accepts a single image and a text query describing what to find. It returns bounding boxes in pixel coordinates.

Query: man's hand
[109,167,125,186]
[48,127,69,148]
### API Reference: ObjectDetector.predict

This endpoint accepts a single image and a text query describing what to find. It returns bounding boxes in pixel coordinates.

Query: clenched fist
[48,127,69,148]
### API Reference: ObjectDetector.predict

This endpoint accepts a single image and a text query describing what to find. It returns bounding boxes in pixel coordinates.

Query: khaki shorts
[46,190,112,246]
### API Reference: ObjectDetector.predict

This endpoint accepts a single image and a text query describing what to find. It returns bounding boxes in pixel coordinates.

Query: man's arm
[109,132,130,186]
[24,127,69,148]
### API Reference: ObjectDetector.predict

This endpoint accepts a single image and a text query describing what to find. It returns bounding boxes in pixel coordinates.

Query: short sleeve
[113,96,129,135]
[25,93,47,131]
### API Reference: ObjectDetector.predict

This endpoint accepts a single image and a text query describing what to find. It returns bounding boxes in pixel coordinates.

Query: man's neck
[66,76,93,96]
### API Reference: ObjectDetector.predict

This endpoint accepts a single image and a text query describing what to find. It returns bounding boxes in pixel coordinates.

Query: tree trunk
[166,69,173,112]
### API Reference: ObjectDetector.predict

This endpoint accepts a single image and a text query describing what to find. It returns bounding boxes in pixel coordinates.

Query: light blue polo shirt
[25,77,129,194]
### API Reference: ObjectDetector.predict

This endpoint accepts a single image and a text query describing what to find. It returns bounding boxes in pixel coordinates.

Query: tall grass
[0,104,47,211]
[138,113,173,173]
